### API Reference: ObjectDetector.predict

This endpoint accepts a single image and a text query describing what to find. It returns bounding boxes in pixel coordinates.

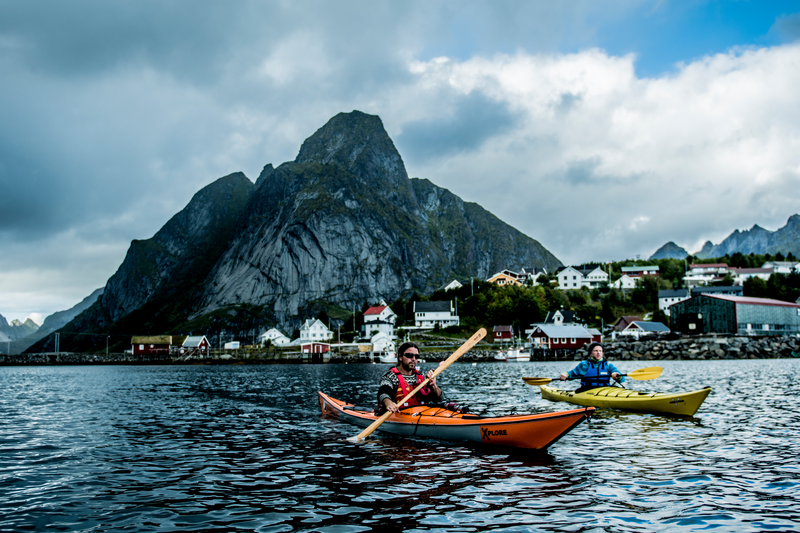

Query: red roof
[364,306,388,315]
[704,294,800,308]
[690,263,728,268]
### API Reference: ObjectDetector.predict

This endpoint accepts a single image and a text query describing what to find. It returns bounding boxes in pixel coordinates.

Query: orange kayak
[318,391,594,451]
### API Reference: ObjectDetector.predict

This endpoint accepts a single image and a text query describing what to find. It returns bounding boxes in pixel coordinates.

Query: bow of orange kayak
[318,391,594,450]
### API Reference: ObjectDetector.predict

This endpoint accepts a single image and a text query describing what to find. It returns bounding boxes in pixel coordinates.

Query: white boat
[493,351,508,362]
[378,353,396,363]
[506,347,531,362]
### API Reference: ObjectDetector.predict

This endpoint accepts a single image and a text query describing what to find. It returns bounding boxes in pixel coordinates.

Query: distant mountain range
[27,111,561,353]
[0,315,39,343]
[650,215,800,260]
[1,288,103,355]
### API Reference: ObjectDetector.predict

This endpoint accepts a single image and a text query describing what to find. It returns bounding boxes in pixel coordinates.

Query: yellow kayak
[539,384,711,416]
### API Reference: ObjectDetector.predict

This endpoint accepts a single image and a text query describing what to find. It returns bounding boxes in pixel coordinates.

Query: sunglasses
[402,352,418,359]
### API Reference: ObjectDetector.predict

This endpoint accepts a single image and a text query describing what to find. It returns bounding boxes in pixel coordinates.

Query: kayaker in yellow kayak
[378,342,442,413]
[560,342,625,393]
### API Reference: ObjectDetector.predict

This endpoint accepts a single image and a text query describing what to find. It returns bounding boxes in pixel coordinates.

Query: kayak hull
[539,385,711,416]
[318,391,594,450]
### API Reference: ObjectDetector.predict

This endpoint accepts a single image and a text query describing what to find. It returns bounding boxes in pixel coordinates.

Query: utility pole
[106,335,109,356]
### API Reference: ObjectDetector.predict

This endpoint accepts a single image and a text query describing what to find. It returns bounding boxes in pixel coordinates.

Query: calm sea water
[1,359,799,532]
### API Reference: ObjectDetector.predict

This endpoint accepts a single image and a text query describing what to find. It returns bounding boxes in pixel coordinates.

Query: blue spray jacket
[566,358,626,389]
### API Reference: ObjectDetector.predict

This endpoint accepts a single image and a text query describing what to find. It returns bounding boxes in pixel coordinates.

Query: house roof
[659,289,689,298]
[132,335,172,344]
[183,335,208,347]
[493,325,513,332]
[260,328,288,337]
[691,285,743,294]
[627,321,670,332]
[690,263,728,268]
[414,301,452,313]
[704,294,800,308]
[728,268,772,274]
[614,316,640,325]
[622,265,659,272]
[364,305,388,316]
[544,310,576,323]
[531,325,593,338]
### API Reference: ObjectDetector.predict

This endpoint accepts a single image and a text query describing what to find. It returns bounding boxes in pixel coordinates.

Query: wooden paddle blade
[625,366,663,380]
[522,377,554,386]
[349,327,487,442]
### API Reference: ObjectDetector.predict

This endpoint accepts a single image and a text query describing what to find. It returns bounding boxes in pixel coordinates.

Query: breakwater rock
[583,335,800,362]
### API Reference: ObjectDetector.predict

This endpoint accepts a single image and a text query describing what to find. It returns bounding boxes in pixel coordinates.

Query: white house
[620,321,670,339]
[610,275,636,289]
[259,328,291,346]
[574,267,608,288]
[299,319,333,343]
[520,267,548,286]
[557,266,583,289]
[414,301,459,328]
[370,331,396,355]
[621,265,660,278]
[729,267,772,285]
[557,266,608,289]
[439,279,463,291]
[362,301,397,338]
[658,289,690,316]
[762,261,800,274]
[683,263,729,287]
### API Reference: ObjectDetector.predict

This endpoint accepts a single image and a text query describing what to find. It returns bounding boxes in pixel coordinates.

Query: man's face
[590,346,603,361]
[399,348,419,371]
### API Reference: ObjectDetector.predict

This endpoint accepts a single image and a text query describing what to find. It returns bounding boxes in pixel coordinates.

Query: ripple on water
[0,360,799,531]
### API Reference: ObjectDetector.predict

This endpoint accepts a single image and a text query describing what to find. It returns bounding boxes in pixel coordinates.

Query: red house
[302,342,329,354]
[493,325,513,342]
[528,325,596,350]
[182,335,210,355]
[131,335,172,356]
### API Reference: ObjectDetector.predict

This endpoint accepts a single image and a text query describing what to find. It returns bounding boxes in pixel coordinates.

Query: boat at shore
[493,347,531,362]
[537,384,712,416]
[318,391,594,450]
[506,347,531,362]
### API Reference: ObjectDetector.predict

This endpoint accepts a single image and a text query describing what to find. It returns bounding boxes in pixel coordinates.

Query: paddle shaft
[522,366,662,386]
[351,328,487,442]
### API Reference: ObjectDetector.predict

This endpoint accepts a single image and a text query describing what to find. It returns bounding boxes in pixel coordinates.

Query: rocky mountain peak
[294,110,408,185]
[649,241,689,260]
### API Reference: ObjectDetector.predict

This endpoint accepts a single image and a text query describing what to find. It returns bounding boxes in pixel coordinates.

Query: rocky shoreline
[3,334,799,365]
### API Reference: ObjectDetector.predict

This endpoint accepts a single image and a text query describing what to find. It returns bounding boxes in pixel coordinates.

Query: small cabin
[131,335,172,356]
[493,325,513,342]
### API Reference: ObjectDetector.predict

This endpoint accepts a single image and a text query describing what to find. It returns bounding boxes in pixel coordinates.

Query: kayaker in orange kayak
[378,342,442,413]
[560,342,625,393]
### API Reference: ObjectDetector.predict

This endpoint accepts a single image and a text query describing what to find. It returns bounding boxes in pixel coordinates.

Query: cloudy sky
[2,1,800,324]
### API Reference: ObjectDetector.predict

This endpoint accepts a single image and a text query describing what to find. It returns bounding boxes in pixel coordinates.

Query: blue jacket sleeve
[607,362,626,383]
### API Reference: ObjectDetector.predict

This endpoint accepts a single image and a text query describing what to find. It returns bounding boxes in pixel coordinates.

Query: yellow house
[487,271,522,287]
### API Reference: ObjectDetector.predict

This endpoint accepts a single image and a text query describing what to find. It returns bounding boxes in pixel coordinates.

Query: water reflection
[0,359,798,531]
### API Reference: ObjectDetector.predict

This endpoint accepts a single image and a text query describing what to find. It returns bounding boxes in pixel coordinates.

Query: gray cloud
[394,93,518,163]
[1,1,799,322]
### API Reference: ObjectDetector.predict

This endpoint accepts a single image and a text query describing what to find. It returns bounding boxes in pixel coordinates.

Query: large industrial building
[670,294,800,336]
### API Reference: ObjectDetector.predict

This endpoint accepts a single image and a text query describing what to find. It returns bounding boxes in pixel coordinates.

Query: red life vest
[391,367,428,407]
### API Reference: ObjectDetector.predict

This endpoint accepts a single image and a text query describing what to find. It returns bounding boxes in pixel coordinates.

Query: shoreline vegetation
[3,334,798,365]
